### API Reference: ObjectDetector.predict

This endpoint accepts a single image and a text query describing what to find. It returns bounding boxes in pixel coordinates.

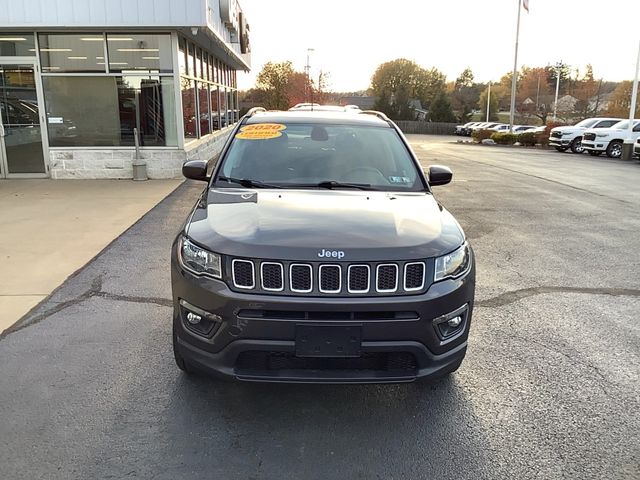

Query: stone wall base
[49,128,231,179]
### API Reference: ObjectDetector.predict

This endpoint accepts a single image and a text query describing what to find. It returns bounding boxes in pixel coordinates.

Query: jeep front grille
[229,259,430,297]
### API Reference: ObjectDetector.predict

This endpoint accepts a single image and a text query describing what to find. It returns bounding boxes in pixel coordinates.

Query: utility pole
[508,0,522,133]
[305,48,314,105]
[486,82,491,122]
[553,62,561,121]
[535,74,540,111]
[622,39,640,160]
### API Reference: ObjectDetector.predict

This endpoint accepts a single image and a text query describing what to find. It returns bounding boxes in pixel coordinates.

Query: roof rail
[360,110,390,122]
[246,107,266,117]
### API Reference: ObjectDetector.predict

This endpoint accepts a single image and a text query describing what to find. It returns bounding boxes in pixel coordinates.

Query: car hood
[186,188,465,261]
[552,126,581,134]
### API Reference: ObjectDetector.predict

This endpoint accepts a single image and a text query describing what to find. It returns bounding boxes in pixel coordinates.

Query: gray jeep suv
[171,108,475,383]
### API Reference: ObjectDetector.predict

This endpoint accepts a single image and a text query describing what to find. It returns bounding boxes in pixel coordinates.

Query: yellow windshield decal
[235,123,286,140]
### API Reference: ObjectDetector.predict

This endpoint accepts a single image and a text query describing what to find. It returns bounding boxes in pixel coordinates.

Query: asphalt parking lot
[1,135,638,479]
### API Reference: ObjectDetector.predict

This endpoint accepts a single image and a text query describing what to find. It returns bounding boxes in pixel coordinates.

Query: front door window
[0,64,46,175]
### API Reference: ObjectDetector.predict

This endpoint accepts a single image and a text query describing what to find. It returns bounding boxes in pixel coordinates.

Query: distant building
[0,0,251,179]
[339,96,376,110]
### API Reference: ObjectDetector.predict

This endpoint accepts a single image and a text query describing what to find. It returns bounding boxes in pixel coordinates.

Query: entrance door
[0,62,47,177]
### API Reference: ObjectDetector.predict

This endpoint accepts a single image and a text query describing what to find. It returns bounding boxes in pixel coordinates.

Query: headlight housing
[434,243,470,282]
[179,236,222,279]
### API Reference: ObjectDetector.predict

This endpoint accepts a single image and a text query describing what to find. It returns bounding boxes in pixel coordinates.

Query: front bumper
[171,250,475,384]
[549,137,571,147]
[581,140,608,152]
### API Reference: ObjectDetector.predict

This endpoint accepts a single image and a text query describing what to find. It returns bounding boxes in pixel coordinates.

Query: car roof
[245,110,391,127]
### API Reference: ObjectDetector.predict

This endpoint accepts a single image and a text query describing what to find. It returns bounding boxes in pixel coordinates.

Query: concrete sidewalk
[0,178,183,333]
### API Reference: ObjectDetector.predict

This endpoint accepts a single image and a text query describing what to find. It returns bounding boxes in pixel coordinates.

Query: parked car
[513,125,537,133]
[470,122,500,133]
[172,108,476,383]
[581,119,640,158]
[455,121,476,135]
[549,117,622,154]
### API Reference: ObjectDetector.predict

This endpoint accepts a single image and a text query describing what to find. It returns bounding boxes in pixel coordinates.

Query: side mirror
[427,165,453,186]
[182,160,209,182]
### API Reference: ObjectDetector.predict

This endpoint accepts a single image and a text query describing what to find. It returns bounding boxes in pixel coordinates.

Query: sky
[237,0,640,92]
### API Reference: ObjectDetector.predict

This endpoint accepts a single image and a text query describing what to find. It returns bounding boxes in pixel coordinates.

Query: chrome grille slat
[404,262,425,291]
[290,263,312,293]
[319,264,341,293]
[348,264,370,293]
[232,259,255,289]
[376,264,398,293]
[261,262,284,291]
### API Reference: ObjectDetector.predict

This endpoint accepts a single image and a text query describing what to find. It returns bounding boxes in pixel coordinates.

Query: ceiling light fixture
[0,37,27,41]
[116,48,159,52]
[40,48,73,52]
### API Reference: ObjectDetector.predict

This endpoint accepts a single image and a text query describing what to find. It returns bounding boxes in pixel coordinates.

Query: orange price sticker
[235,123,286,140]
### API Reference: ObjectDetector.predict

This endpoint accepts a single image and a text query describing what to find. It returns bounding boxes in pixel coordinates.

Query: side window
[634,123,640,132]
[596,120,616,128]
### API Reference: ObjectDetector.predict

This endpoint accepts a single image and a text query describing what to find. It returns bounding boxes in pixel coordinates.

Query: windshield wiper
[216,176,283,189]
[292,181,377,191]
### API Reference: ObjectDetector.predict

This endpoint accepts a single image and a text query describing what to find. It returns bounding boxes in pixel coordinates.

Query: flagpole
[508,0,522,133]
[622,39,640,160]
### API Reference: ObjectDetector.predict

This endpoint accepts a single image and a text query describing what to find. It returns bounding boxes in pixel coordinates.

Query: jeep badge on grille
[318,249,345,259]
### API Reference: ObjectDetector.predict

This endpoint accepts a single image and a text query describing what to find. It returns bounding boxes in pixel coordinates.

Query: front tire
[570,137,584,154]
[606,140,623,158]
[555,146,568,152]
[588,150,602,156]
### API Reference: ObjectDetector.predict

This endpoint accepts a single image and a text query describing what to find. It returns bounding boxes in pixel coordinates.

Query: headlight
[434,243,470,282]
[179,236,222,279]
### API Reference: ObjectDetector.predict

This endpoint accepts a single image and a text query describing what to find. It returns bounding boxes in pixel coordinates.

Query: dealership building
[0,0,250,179]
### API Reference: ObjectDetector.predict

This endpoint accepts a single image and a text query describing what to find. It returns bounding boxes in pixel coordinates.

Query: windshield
[575,118,598,128]
[215,122,424,191]
[610,120,631,130]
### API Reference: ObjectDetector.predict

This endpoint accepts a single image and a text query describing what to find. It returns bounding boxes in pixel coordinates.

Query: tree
[255,61,295,110]
[370,59,446,120]
[605,81,640,118]
[450,67,481,122]
[546,61,572,96]
[572,64,599,118]
[429,93,456,122]
[517,67,552,123]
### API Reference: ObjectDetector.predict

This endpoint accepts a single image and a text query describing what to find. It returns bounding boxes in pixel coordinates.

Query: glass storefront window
[198,82,210,136]
[107,34,172,73]
[186,43,195,79]
[210,85,220,131]
[38,34,106,73]
[0,34,35,56]
[195,48,202,79]
[42,76,177,147]
[181,78,197,139]
[178,37,187,76]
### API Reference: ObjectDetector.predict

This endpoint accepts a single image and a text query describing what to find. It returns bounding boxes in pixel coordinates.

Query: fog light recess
[433,304,468,341]
[179,299,222,337]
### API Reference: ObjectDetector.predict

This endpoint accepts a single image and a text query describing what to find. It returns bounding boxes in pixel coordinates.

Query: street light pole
[508,0,522,133]
[622,39,640,160]
[553,62,561,121]
[486,82,491,122]
[305,48,314,105]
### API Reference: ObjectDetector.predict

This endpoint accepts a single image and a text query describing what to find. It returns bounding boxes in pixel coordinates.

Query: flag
[523,0,529,12]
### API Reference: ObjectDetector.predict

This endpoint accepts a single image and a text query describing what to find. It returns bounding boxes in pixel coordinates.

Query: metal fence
[395,121,458,135]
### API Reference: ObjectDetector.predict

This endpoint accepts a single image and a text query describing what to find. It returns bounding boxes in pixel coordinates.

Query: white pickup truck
[581,119,640,158]
[549,117,622,153]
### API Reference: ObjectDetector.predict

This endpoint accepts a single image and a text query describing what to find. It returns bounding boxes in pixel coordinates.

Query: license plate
[295,325,362,357]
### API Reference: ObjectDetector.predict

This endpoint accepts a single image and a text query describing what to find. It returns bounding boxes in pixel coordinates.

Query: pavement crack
[1,276,103,339]
[1,276,171,340]
[477,286,640,308]
[94,291,172,308]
